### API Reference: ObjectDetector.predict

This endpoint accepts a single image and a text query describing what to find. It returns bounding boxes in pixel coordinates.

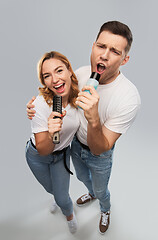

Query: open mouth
[97,63,106,74]
[54,83,65,93]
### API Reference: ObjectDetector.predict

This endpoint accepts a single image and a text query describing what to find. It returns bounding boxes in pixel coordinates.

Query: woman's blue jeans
[25,140,73,217]
[71,136,114,213]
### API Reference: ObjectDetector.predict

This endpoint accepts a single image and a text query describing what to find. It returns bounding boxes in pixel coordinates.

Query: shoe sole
[98,229,107,235]
[76,198,96,207]
[76,202,89,207]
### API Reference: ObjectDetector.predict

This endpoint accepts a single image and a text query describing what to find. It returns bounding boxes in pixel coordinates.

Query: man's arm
[27,96,36,119]
[87,121,121,155]
[76,86,121,155]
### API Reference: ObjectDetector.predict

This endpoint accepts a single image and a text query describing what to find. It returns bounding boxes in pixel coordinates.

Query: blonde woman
[25,51,79,234]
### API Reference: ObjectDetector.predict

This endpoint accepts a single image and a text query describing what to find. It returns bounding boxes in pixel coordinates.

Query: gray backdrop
[0,0,157,240]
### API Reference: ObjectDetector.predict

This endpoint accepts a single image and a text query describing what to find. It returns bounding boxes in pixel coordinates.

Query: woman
[25,51,80,234]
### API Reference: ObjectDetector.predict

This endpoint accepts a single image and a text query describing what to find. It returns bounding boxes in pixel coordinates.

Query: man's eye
[112,49,120,55]
[98,45,104,48]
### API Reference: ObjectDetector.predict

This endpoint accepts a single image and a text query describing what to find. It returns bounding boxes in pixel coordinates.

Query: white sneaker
[67,212,78,234]
[50,201,58,213]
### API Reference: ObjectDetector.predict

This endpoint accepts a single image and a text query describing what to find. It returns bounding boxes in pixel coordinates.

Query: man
[27,21,141,234]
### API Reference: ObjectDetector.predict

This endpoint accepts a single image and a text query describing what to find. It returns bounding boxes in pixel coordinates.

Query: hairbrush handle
[52,95,62,144]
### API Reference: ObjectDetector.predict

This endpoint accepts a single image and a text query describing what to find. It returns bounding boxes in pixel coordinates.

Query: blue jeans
[25,140,73,217]
[71,136,114,213]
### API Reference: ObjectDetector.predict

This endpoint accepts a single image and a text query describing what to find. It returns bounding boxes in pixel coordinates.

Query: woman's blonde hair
[38,51,79,108]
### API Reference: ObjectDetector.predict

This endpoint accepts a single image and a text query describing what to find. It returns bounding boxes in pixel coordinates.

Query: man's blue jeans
[71,136,114,213]
[25,140,73,217]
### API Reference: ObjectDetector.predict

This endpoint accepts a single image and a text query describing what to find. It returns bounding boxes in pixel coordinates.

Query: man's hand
[76,86,100,127]
[76,86,121,155]
[26,96,36,119]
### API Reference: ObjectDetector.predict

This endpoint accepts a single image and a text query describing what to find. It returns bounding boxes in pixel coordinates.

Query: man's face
[91,31,129,84]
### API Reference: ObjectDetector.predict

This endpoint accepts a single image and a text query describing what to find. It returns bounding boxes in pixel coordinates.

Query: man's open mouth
[97,63,106,74]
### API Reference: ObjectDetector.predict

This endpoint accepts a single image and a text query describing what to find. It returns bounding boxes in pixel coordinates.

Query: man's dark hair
[96,21,133,54]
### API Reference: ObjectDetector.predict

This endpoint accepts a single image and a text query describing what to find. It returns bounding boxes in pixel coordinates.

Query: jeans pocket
[91,144,115,159]
[26,140,39,157]
[90,151,111,159]
[25,140,30,155]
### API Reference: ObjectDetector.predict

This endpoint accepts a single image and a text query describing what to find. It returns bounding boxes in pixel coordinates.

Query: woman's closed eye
[43,74,50,79]
[57,68,63,73]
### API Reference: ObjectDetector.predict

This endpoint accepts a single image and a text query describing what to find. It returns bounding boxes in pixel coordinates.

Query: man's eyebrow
[97,42,122,54]
[96,42,106,46]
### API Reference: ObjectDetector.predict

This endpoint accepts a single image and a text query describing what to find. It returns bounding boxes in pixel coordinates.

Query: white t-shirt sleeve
[31,95,50,133]
[105,94,141,134]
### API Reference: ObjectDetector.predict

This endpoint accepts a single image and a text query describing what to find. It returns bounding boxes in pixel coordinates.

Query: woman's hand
[48,110,66,138]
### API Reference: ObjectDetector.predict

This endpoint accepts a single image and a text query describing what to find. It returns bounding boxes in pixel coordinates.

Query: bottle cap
[90,72,100,81]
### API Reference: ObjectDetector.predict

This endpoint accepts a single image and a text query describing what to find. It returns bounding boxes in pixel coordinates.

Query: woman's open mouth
[54,83,65,93]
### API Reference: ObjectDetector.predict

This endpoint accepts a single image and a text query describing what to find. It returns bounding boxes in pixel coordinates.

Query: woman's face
[42,58,72,105]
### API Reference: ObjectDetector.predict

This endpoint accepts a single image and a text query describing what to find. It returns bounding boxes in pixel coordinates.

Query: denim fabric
[71,136,114,212]
[25,140,73,217]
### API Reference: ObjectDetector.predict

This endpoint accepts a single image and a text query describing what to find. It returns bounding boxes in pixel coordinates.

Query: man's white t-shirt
[31,95,80,151]
[75,66,141,146]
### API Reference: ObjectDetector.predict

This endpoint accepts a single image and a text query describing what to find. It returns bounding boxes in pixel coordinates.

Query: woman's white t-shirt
[30,95,80,151]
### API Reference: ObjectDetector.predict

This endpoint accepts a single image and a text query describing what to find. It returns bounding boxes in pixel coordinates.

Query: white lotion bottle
[84,72,100,93]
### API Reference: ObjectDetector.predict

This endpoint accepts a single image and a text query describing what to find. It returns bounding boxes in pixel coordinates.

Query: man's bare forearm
[87,120,110,155]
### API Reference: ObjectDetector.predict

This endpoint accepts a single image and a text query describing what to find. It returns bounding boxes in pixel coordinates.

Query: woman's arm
[35,131,55,155]
[35,111,66,155]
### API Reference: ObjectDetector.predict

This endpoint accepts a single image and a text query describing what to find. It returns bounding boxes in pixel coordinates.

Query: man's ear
[92,42,96,49]
[121,55,130,66]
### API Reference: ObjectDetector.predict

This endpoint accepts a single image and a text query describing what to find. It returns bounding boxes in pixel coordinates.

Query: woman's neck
[62,98,69,108]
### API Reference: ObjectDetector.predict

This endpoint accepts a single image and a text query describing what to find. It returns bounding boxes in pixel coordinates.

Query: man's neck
[99,71,120,85]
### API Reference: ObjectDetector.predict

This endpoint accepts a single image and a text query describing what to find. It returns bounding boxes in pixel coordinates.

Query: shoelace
[81,194,91,202]
[101,212,109,226]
